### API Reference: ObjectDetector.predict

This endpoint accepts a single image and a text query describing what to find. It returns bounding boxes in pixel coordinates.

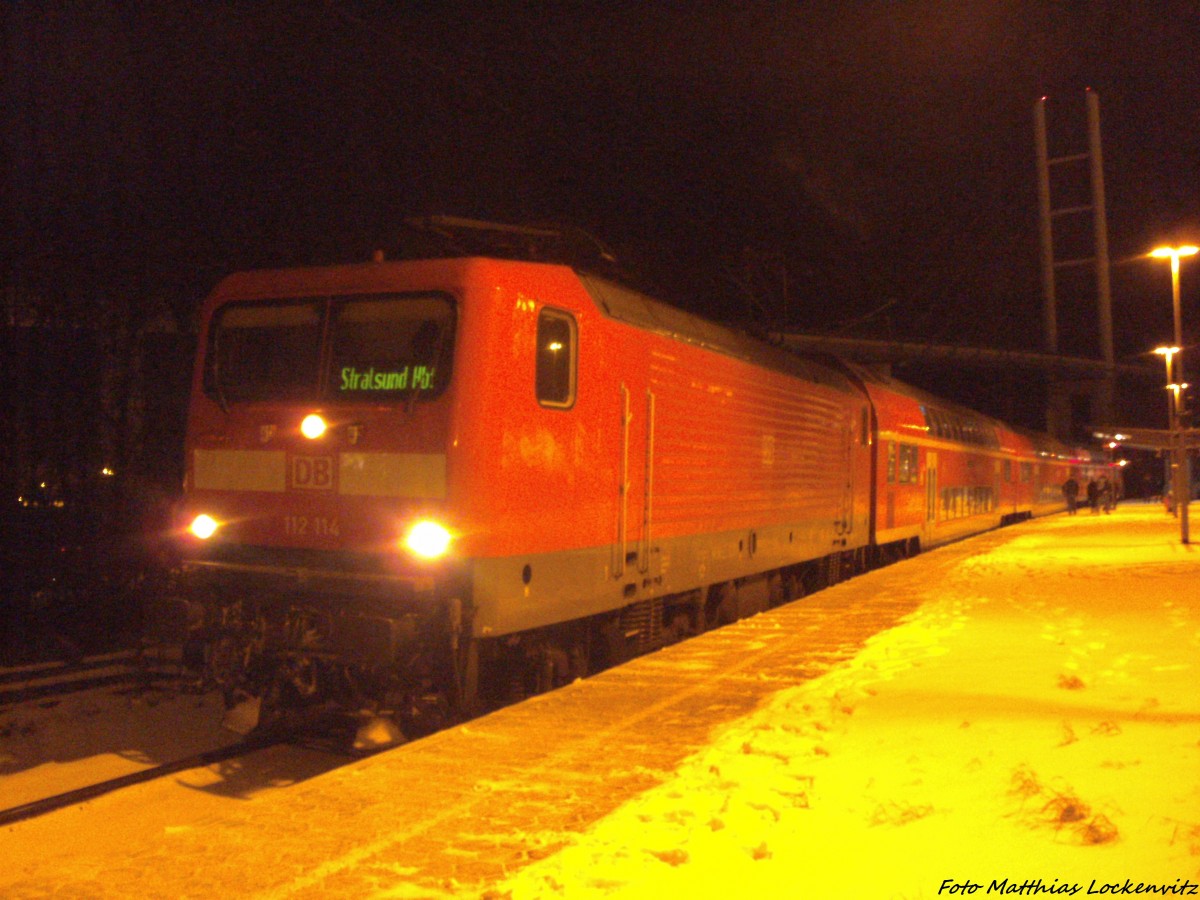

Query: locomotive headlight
[188,513,220,540]
[404,520,452,559]
[300,413,328,440]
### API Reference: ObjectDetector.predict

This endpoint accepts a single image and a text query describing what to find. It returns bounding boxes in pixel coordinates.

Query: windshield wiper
[407,319,447,415]
[210,339,230,414]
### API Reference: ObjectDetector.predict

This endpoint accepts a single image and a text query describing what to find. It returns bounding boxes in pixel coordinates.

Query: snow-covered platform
[2,503,1197,899]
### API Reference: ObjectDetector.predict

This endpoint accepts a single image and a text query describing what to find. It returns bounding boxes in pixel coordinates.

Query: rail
[0,739,278,828]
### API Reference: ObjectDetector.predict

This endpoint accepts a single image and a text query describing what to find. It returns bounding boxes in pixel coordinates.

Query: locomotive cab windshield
[204,293,455,404]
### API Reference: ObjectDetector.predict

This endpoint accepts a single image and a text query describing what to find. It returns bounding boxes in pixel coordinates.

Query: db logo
[291,456,334,490]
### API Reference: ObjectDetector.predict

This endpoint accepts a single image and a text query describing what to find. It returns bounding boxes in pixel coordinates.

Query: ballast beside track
[0,649,180,707]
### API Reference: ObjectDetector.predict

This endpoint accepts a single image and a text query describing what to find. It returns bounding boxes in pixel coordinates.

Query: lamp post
[1169,377,1190,537]
[1150,245,1198,544]
[1155,346,1180,518]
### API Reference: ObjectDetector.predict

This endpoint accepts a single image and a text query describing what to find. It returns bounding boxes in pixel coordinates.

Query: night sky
[4,2,1200,441]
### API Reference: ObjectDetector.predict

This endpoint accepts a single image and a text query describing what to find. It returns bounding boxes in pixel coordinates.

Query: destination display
[339,365,437,392]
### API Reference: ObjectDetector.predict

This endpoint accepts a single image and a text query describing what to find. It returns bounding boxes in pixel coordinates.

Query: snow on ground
[1,503,1197,899]
[485,503,1200,899]
[0,677,235,810]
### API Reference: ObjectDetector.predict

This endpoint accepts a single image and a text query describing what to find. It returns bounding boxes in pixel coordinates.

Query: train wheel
[664,610,692,643]
[568,641,590,681]
[768,572,786,607]
[705,582,738,629]
[821,554,840,588]
[781,571,805,603]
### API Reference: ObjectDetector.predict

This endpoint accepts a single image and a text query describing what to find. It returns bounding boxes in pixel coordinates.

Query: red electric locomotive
[171,249,881,741]
[167,225,1113,743]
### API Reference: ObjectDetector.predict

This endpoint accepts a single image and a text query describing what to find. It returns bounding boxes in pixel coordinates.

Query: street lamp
[1155,346,1179,383]
[1168,379,1190,514]
[1155,347,1180,433]
[1150,245,1198,544]
[1150,246,1198,378]
[1155,346,1181,517]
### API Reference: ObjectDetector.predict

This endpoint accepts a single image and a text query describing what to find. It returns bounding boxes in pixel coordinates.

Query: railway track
[0,656,379,830]
[0,649,182,707]
[0,738,278,828]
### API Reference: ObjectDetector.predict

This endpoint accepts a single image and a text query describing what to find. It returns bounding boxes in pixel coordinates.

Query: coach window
[536,308,577,408]
[898,443,919,484]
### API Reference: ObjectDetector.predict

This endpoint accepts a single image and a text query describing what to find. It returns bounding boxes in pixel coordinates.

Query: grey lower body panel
[470,518,864,638]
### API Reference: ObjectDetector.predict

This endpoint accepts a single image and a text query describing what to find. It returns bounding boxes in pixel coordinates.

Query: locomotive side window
[536,308,576,408]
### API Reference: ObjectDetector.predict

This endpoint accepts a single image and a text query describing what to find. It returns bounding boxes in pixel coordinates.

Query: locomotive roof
[203,257,858,394]
[577,272,860,395]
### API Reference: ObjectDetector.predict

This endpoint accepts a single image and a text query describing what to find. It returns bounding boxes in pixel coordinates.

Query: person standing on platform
[1062,476,1080,515]
[1099,476,1114,513]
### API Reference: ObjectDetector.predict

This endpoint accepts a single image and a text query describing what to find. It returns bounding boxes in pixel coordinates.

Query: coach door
[924,451,939,538]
